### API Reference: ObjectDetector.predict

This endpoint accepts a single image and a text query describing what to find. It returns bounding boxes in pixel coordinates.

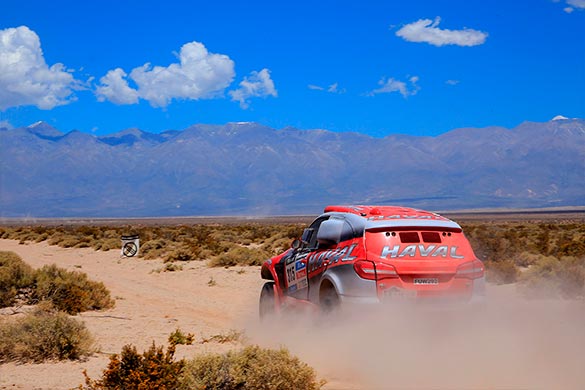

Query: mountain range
[1,118,584,217]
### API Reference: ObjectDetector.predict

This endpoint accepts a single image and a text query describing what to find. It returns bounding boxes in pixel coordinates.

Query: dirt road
[1,239,584,389]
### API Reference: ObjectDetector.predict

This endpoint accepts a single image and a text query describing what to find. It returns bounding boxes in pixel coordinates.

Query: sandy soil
[1,239,585,390]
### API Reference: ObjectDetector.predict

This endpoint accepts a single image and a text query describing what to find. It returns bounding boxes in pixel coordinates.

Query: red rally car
[259,205,485,315]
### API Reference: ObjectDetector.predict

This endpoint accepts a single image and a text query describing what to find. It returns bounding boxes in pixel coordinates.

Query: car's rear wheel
[319,281,340,313]
[259,282,277,319]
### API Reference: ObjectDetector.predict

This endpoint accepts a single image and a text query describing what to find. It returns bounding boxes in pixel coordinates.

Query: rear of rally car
[356,218,485,304]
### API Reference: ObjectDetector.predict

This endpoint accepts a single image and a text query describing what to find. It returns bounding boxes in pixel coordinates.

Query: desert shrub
[92,238,120,251]
[521,255,585,298]
[0,308,94,363]
[33,264,115,314]
[179,345,325,390]
[209,246,269,267]
[0,251,35,307]
[165,248,194,262]
[163,263,183,272]
[485,260,519,285]
[514,251,542,268]
[200,330,243,344]
[83,343,184,390]
[140,238,171,259]
[168,328,194,346]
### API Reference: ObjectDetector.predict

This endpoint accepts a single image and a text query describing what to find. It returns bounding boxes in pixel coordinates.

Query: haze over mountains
[1,118,583,217]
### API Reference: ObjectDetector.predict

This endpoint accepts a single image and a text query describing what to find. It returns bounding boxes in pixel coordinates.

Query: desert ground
[1,225,585,389]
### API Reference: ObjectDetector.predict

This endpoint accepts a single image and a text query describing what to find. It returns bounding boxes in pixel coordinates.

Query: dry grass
[0,224,304,267]
[33,264,115,314]
[179,345,325,390]
[82,343,183,390]
[0,251,115,313]
[82,341,324,390]
[0,307,94,363]
[0,251,35,307]
[462,221,585,296]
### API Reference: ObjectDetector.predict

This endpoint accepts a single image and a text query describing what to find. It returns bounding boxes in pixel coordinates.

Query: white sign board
[121,235,140,257]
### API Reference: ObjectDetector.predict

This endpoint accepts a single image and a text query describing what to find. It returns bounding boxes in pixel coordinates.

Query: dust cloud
[245,286,585,389]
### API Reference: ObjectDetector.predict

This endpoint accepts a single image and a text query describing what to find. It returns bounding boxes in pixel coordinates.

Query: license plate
[384,287,417,299]
[413,278,439,285]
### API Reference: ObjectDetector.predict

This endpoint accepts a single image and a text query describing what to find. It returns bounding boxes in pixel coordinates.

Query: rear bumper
[326,264,485,306]
[338,276,485,306]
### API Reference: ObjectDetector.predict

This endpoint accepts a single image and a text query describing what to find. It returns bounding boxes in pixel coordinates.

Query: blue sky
[0,0,583,137]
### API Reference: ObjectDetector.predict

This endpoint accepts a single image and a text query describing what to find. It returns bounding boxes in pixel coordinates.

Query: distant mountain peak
[552,115,569,121]
[25,121,63,138]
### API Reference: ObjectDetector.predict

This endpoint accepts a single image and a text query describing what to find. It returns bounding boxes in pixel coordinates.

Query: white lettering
[419,244,436,256]
[341,243,358,261]
[450,246,464,259]
[399,245,417,257]
[381,245,401,258]
[432,246,448,257]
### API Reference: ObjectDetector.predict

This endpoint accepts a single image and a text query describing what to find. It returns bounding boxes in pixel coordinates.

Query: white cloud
[95,68,139,105]
[446,79,460,85]
[0,26,78,110]
[96,41,235,108]
[229,68,277,109]
[308,82,345,94]
[567,0,585,8]
[395,17,488,47]
[564,0,585,12]
[0,120,13,129]
[370,76,420,98]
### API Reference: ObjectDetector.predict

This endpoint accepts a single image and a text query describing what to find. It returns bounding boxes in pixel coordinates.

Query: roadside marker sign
[121,235,140,257]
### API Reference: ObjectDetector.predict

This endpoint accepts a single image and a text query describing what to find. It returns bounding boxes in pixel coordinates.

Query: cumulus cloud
[229,69,277,109]
[95,68,139,105]
[308,82,345,94]
[96,41,235,107]
[0,26,78,110]
[567,0,585,8]
[396,17,488,47]
[370,76,420,98]
[446,79,460,85]
[564,0,585,12]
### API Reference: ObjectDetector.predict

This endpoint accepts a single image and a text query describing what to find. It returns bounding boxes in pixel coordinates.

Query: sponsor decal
[287,260,308,291]
[380,244,464,259]
[307,243,358,272]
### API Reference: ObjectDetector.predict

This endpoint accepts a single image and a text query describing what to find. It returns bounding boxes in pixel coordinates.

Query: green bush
[168,328,194,346]
[0,251,35,307]
[83,343,184,390]
[33,264,115,314]
[0,308,94,363]
[179,345,325,390]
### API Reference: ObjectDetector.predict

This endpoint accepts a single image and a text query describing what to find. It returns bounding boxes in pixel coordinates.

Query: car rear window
[421,232,442,243]
[399,232,420,243]
[398,231,443,243]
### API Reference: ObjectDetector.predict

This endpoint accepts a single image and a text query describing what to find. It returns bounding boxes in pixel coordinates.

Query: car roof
[322,205,462,232]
